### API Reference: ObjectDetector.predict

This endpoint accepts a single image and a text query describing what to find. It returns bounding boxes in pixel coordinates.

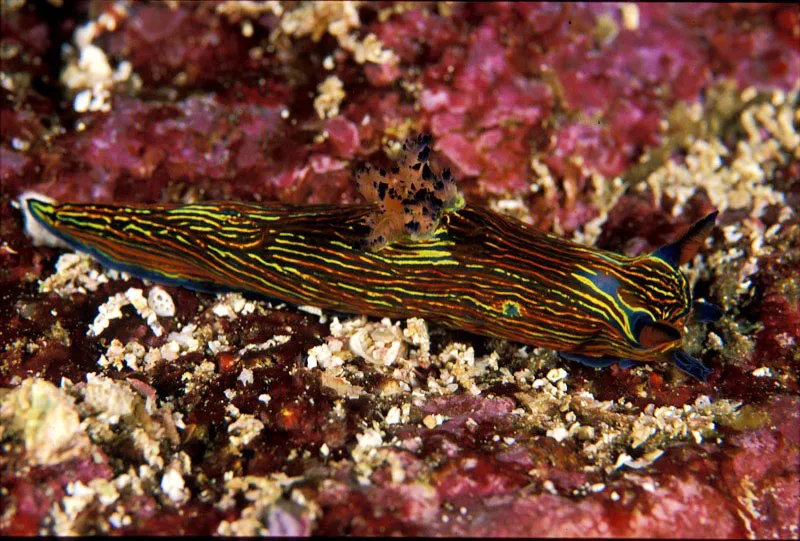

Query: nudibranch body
[18,134,722,380]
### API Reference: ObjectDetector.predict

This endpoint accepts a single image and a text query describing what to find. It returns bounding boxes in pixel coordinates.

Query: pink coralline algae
[1,1,799,537]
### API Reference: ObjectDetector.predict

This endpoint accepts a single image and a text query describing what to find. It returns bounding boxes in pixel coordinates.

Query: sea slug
[17,134,722,380]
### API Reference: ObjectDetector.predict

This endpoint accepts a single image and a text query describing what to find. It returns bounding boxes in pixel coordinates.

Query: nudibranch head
[634,212,722,379]
[625,255,692,334]
[564,212,721,381]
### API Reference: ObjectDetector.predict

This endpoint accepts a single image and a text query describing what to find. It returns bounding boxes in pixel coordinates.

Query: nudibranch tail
[21,195,227,292]
[15,192,71,249]
[17,132,724,384]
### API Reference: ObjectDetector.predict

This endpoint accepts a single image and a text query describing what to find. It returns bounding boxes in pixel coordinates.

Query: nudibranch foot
[562,350,711,381]
[560,353,639,370]
[672,350,713,382]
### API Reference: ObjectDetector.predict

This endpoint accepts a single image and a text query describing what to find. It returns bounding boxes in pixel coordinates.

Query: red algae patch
[2,1,799,537]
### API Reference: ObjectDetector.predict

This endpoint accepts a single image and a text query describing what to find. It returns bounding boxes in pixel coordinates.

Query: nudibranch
[17,134,722,380]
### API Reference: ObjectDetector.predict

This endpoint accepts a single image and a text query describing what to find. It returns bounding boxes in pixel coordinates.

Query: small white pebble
[613,453,633,470]
[740,86,758,103]
[546,426,569,443]
[694,395,711,409]
[546,368,568,383]
[11,137,30,151]
[161,341,180,362]
[752,367,772,378]
[237,368,254,386]
[148,286,176,317]
[160,468,187,504]
[74,89,92,113]
[297,304,323,316]
[241,20,253,37]
[385,406,401,425]
[620,3,640,31]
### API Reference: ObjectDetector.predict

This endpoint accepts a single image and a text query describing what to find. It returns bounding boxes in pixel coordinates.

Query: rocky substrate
[1,2,798,537]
